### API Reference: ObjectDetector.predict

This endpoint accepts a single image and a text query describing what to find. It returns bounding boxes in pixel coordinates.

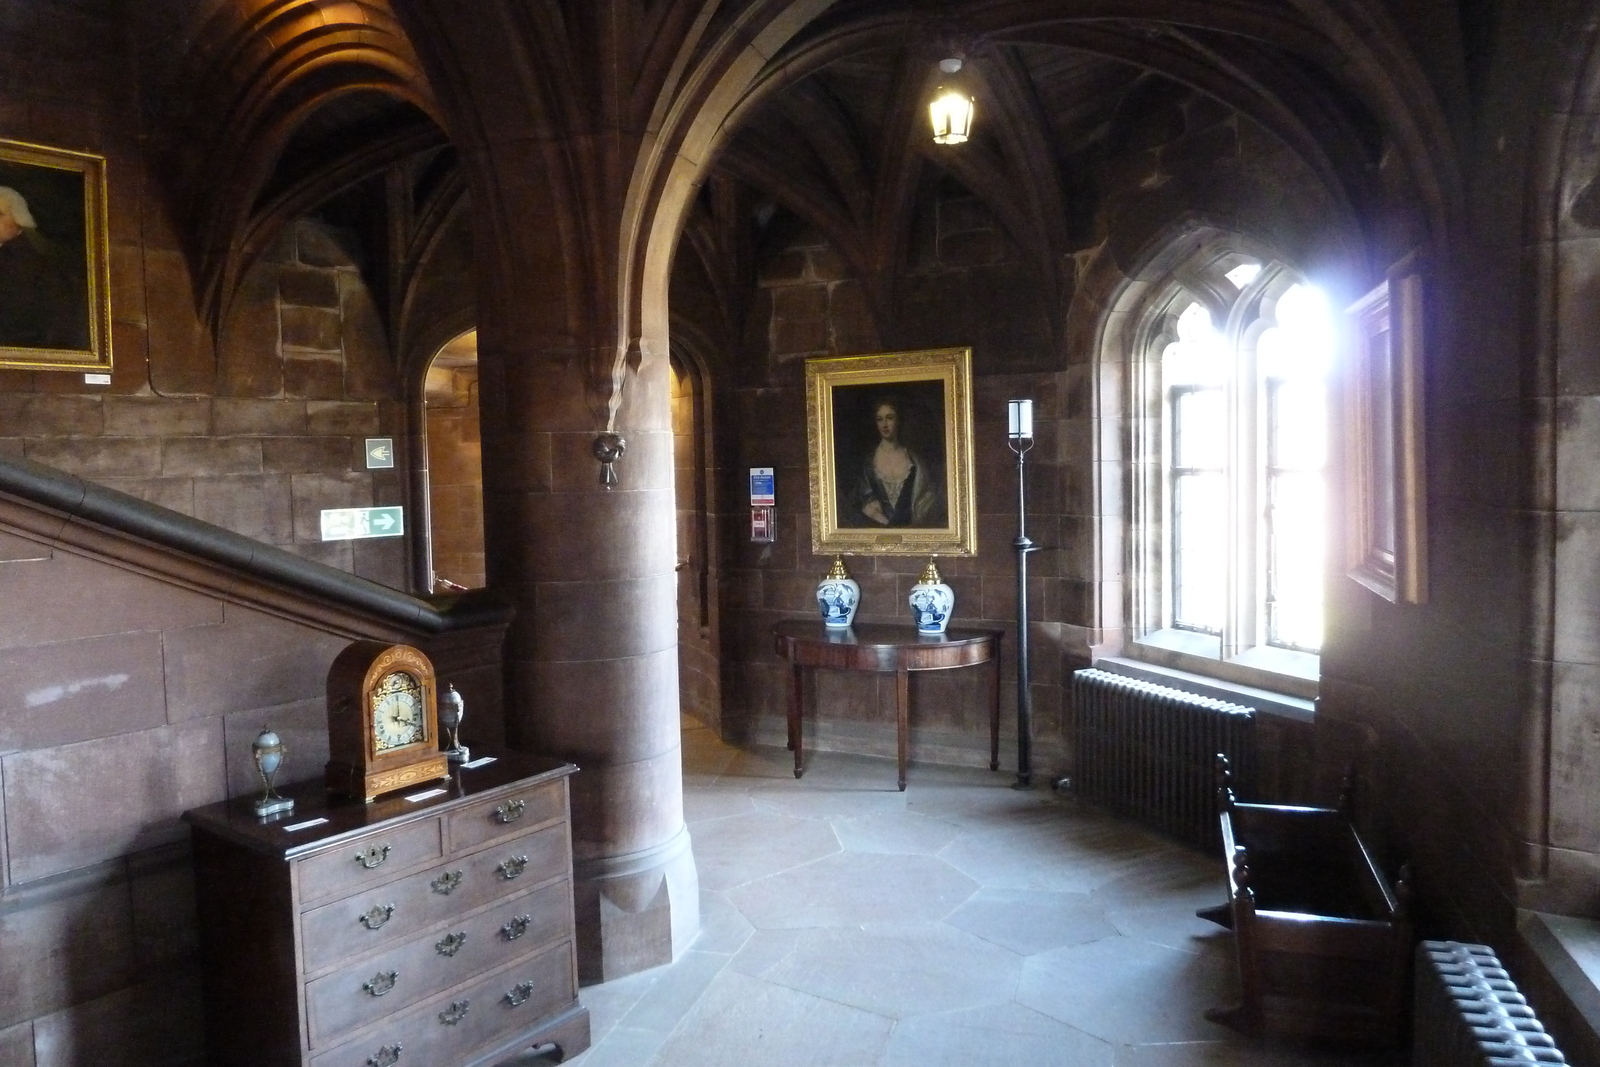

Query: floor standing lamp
[1008,399,1041,789]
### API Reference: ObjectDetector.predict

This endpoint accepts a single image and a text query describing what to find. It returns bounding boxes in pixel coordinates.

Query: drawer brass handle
[354,845,391,870]
[501,915,532,941]
[430,869,463,895]
[438,1000,470,1026]
[497,855,529,880]
[504,981,536,1008]
[359,904,396,930]
[493,799,526,824]
[366,1045,402,1067]
[363,970,399,997]
[435,931,467,957]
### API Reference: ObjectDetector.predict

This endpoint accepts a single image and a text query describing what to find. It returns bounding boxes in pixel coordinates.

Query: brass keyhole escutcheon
[355,844,391,870]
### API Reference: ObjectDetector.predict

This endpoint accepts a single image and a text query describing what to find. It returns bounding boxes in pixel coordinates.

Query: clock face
[371,671,425,752]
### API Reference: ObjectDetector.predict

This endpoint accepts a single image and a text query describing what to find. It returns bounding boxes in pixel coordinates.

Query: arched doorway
[422,329,485,591]
[671,350,722,733]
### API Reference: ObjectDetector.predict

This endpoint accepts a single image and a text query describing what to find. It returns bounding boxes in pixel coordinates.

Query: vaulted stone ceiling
[677,4,1417,363]
[134,0,443,335]
[130,0,1457,375]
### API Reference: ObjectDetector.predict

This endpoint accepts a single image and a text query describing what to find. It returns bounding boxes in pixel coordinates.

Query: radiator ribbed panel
[1414,941,1566,1066]
[1070,668,1256,851]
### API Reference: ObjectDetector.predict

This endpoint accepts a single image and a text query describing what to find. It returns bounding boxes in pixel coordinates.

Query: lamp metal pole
[1007,400,1040,789]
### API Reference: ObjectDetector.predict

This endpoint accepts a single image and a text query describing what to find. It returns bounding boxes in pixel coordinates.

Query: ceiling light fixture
[929,57,975,145]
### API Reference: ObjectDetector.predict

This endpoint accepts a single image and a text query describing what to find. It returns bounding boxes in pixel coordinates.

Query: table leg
[989,634,1002,772]
[788,662,804,779]
[896,664,910,791]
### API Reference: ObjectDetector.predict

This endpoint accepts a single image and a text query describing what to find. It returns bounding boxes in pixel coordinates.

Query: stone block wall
[0,219,414,591]
[0,495,511,1066]
[0,7,480,1061]
[0,0,420,594]
[712,192,1076,776]
[424,362,486,589]
[0,524,338,1066]
[691,93,1357,793]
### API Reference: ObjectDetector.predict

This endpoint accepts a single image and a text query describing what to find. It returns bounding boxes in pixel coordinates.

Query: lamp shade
[1008,398,1034,439]
[929,59,974,145]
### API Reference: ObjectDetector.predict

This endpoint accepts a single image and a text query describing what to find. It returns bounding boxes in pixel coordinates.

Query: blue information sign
[750,467,775,506]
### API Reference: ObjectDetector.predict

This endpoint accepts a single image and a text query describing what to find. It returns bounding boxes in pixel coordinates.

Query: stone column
[472,197,698,982]
[386,0,838,983]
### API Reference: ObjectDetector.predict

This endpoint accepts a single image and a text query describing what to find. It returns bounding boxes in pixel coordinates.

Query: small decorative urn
[251,727,295,817]
[438,683,470,764]
[908,557,955,635]
[816,556,861,629]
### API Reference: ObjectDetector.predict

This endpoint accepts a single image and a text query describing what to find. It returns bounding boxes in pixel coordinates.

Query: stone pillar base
[572,825,700,984]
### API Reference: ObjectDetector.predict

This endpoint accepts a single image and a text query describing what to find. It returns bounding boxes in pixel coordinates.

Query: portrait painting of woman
[835,385,948,529]
[805,348,977,557]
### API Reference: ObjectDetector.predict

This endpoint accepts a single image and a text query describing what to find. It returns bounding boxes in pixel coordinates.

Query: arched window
[1130,252,1331,688]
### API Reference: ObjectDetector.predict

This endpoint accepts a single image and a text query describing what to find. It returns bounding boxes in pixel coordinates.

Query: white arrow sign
[365,438,395,469]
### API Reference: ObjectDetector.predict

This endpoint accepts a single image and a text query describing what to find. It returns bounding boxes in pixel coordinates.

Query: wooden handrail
[0,454,510,641]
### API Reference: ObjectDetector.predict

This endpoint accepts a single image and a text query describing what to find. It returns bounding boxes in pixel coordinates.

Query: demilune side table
[772,619,1003,790]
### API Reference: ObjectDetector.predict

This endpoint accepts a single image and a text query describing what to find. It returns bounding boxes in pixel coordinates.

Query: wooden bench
[1200,757,1411,1045]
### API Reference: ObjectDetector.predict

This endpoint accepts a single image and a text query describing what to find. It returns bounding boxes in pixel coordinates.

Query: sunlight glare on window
[1224,262,1262,289]
[1163,302,1226,386]
[1260,284,1334,380]
[1260,281,1331,653]
[1174,389,1225,468]
[1269,470,1324,650]
[1271,381,1326,470]
[1175,473,1226,633]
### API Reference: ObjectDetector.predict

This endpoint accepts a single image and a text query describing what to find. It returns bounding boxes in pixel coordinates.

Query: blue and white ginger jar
[908,558,954,635]
[816,556,860,629]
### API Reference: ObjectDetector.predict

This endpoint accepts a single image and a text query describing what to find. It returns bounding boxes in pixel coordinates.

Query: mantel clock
[325,641,450,801]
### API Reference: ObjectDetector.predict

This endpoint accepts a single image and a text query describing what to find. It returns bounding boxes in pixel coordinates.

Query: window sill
[1091,655,1315,721]
[1518,910,1600,1060]
[1118,629,1319,706]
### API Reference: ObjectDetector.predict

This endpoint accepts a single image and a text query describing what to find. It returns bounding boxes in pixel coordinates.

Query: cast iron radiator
[1069,668,1256,851]
[1414,941,1566,1065]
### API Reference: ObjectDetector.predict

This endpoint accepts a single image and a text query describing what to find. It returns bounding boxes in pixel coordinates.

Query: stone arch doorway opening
[671,346,723,735]
[421,328,485,591]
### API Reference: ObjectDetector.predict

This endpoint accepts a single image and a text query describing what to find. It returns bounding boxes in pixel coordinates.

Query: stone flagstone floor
[560,718,1405,1067]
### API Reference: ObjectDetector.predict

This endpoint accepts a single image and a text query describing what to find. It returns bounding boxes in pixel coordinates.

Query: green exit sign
[320,506,404,541]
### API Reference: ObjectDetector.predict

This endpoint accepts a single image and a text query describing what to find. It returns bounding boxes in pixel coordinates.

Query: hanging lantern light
[929,57,975,145]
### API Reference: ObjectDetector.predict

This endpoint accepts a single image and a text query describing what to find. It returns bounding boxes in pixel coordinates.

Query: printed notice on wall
[750,467,775,506]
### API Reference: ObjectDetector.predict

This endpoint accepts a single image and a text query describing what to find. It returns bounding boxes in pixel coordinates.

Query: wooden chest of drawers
[185,753,590,1067]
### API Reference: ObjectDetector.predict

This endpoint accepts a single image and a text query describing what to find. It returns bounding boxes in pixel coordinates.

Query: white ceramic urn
[816,556,861,629]
[908,558,955,635]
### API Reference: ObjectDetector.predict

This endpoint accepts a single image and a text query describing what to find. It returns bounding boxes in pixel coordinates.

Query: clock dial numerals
[371,671,425,752]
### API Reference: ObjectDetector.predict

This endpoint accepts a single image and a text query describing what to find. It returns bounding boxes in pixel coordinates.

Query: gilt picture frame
[0,138,112,372]
[805,347,977,556]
